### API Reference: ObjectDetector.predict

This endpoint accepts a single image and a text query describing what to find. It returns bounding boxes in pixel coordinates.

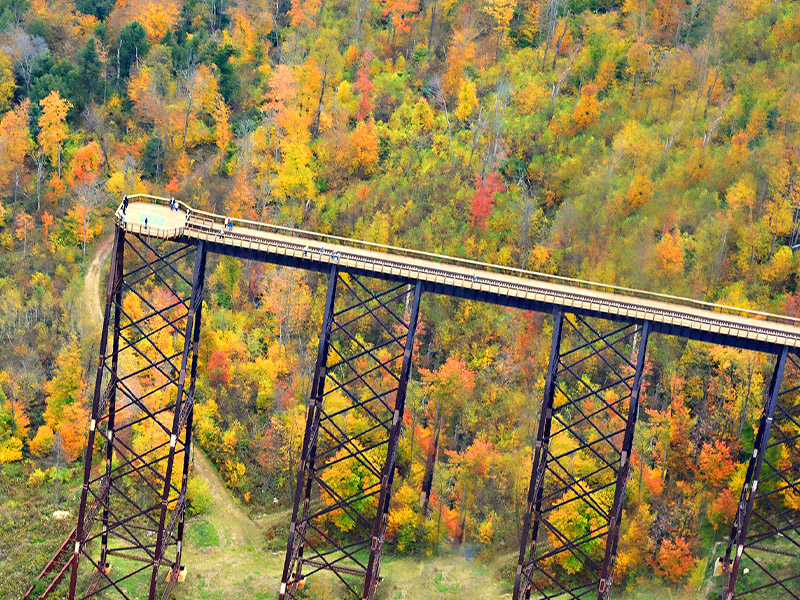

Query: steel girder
[65,229,206,600]
[280,268,422,600]
[721,348,800,599]
[514,311,650,600]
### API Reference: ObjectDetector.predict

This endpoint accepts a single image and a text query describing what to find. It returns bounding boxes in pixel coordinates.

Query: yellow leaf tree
[68,141,104,255]
[213,93,231,162]
[483,0,518,57]
[38,90,72,177]
[0,99,31,201]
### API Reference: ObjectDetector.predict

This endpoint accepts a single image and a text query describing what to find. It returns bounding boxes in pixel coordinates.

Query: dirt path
[84,235,114,324]
[190,448,262,548]
[178,449,283,599]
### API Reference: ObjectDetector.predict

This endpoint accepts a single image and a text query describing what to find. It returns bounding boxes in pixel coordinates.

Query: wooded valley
[1,0,799,598]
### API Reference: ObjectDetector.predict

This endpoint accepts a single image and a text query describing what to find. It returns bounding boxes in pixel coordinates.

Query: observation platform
[116,195,800,353]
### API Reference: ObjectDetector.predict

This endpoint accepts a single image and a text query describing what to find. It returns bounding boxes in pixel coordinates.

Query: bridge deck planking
[117,200,800,352]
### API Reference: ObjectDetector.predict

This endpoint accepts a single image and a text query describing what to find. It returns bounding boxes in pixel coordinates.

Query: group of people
[302,245,343,262]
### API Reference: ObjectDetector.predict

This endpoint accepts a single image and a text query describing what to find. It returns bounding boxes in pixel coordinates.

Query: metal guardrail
[118,194,800,329]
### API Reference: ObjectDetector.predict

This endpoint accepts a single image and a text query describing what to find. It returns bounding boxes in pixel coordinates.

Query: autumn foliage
[1,0,799,596]
[470,171,503,229]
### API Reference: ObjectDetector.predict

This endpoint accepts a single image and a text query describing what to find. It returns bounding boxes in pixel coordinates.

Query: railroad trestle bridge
[26,195,800,600]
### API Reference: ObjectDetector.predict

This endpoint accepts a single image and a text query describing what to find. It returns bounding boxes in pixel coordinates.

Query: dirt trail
[189,448,262,548]
[84,235,114,324]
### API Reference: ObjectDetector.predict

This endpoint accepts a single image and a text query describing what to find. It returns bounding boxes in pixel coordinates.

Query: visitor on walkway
[122,195,128,214]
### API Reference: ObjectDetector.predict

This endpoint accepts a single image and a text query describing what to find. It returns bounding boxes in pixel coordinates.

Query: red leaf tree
[470,171,504,229]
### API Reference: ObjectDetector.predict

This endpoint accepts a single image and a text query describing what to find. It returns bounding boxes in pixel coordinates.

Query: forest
[0,0,799,598]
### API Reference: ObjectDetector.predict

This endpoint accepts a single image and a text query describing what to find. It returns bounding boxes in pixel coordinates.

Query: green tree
[117,21,149,81]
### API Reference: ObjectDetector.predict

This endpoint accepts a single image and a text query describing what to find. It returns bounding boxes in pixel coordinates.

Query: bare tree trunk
[35,153,45,211]
[182,88,194,150]
[420,398,441,513]
[312,56,329,137]
[551,9,571,70]
[427,0,438,53]
[551,47,578,102]
[467,107,486,169]
[703,61,720,120]
[703,92,732,148]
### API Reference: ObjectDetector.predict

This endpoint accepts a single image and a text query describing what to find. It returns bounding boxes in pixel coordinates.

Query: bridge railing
[119,193,800,329]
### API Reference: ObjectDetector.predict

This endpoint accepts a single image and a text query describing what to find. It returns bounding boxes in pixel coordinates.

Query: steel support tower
[720,348,800,600]
[65,227,206,600]
[279,268,422,600]
[513,311,650,600]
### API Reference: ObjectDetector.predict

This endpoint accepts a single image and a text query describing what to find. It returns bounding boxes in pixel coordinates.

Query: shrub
[186,475,212,516]
[27,468,47,486]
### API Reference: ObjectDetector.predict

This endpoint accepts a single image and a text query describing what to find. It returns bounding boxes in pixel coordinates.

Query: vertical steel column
[280,265,339,600]
[147,240,208,600]
[171,268,206,582]
[598,322,650,599]
[514,309,564,600]
[721,347,789,600]
[362,281,423,599]
[98,229,127,576]
[69,226,126,600]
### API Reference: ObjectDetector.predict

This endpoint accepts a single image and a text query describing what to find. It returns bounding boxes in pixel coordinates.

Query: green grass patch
[186,519,220,547]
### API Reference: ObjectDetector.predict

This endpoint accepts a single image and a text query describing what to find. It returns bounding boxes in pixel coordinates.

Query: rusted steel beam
[721,348,800,600]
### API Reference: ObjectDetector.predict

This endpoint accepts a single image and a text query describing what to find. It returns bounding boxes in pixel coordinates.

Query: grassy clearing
[186,519,221,548]
[9,453,797,600]
[0,463,81,600]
